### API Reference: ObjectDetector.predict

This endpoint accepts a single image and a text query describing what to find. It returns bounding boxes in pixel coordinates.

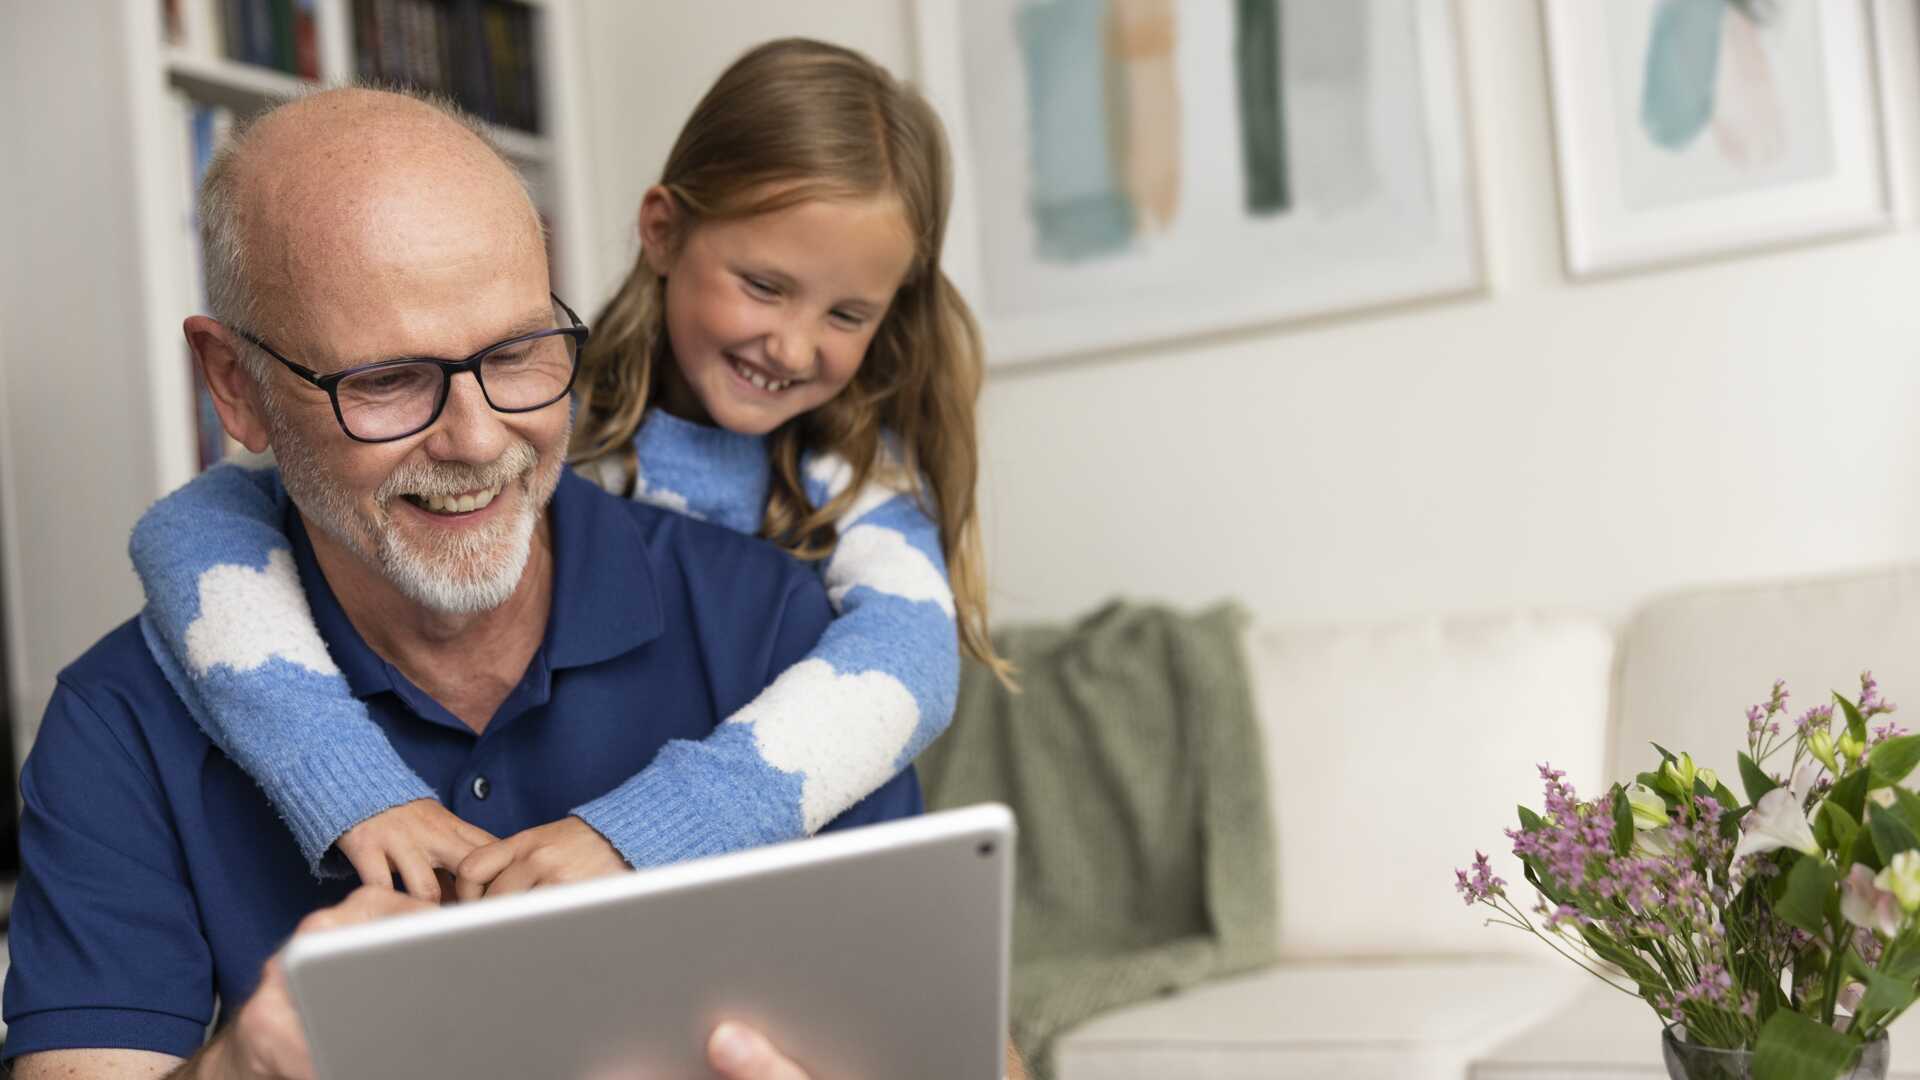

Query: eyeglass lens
[334,332,579,440]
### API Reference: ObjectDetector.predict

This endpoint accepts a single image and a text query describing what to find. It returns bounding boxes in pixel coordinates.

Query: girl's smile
[644,190,917,435]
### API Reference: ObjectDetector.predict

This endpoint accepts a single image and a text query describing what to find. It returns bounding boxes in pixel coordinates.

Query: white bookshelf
[0,0,596,757]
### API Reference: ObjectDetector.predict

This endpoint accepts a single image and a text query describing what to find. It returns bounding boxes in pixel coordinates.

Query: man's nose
[421,371,511,464]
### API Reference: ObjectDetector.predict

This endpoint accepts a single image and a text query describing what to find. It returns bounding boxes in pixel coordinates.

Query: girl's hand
[335,799,497,903]
[453,817,630,900]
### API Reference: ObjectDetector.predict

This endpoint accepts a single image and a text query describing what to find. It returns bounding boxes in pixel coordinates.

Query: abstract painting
[1544,0,1890,276]
[913,0,1482,366]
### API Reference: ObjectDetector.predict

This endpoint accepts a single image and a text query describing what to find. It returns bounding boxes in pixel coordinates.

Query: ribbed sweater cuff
[262,739,438,878]
[573,765,780,870]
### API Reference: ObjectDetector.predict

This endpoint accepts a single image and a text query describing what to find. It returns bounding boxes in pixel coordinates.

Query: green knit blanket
[917,601,1279,1076]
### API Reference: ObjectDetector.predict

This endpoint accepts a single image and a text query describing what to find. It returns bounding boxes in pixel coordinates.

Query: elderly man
[2,87,928,1079]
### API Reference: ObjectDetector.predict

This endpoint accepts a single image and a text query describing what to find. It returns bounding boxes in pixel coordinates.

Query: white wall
[574,0,915,302]
[577,0,1920,630]
[0,5,171,748]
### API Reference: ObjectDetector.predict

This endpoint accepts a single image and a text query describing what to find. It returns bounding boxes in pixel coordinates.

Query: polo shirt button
[470,775,491,800]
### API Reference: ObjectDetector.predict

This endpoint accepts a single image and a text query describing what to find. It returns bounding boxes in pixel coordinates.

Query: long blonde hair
[570,38,1010,682]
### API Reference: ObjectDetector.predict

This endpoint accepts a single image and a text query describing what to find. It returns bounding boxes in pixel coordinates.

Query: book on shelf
[167,0,319,79]
[354,0,542,134]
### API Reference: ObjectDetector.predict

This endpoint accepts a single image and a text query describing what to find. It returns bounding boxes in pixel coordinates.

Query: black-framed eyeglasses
[233,294,591,444]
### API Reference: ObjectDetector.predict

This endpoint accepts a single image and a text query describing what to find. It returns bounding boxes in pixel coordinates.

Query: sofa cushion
[1472,982,1920,1079]
[1052,959,1588,1080]
[1613,564,1920,790]
[1244,613,1613,957]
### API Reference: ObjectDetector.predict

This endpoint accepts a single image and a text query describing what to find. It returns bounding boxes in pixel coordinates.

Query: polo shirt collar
[287,469,664,701]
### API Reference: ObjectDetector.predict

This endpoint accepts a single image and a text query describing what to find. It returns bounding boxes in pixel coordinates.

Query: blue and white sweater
[130,409,960,875]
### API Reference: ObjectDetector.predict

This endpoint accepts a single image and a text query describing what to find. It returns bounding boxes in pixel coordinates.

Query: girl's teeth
[732,357,789,392]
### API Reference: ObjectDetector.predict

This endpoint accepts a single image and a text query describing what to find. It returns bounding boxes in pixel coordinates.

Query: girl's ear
[637,186,681,277]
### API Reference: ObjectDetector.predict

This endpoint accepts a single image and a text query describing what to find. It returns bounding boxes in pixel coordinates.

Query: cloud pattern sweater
[130,409,959,875]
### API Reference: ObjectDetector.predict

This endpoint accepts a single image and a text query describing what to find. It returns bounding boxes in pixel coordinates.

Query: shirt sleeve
[2,682,216,1062]
[571,452,946,867]
[129,462,435,875]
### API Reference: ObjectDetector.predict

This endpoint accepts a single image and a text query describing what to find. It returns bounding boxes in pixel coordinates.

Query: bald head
[202,87,545,363]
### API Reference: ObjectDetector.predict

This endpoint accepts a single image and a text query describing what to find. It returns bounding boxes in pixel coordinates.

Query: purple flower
[1454,850,1506,904]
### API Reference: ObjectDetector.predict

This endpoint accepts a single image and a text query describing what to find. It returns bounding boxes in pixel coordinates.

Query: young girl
[132,38,1007,899]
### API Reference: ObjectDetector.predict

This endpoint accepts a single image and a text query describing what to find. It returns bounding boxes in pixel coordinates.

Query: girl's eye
[742,275,777,297]
[830,310,865,329]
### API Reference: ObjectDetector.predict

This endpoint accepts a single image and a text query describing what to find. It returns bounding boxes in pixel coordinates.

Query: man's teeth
[731,357,791,392]
[412,484,503,514]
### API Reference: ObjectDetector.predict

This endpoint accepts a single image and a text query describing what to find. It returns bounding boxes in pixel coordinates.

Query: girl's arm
[130,462,439,875]
[571,450,959,866]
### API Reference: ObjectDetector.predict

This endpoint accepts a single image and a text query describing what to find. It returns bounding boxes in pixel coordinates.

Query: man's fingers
[708,1022,811,1080]
[457,821,500,850]
[342,846,394,892]
[392,853,442,904]
[339,883,434,916]
[455,842,515,903]
[429,829,491,873]
[484,858,541,898]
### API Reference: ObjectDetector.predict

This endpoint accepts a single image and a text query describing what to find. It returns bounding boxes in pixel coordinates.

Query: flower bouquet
[1458,675,1920,1080]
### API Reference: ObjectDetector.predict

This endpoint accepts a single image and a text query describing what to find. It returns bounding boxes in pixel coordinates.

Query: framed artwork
[1543,0,1893,277]
[913,0,1483,367]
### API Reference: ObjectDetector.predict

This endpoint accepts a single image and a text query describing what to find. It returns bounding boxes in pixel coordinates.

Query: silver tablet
[284,803,1015,1080]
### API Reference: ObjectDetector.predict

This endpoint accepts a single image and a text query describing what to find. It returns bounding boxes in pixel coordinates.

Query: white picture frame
[912,0,1484,368]
[1542,0,1894,278]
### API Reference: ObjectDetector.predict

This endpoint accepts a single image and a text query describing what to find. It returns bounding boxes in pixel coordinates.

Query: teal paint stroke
[1235,0,1289,216]
[1016,0,1134,262]
[1641,0,1725,150]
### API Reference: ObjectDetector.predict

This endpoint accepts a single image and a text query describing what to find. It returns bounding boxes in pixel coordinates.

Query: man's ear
[637,185,682,278]
[185,315,271,454]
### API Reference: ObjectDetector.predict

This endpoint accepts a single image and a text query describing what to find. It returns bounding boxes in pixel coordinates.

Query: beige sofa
[1051,563,1920,1079]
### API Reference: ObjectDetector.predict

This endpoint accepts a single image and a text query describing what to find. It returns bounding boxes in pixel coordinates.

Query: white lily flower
[1734,786,1822,860]
[1842,863,1905,937]
[1625,784,1670,830]
[1876,850,1920,913]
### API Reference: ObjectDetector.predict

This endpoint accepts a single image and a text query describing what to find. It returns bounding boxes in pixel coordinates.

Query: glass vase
[1661,1025,1889,1080]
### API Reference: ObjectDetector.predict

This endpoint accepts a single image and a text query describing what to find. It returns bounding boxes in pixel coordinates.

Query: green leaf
[1893,788,1920,839]
[1740,751,1780,803]
[1774,856,1840,935]
[1611,784,1634,855]
[1517,805,1545,832]
[1722,804,1752,843]
[1839,694,1869,745]
[1715,781,1741,811]
[1869,734,1920,787]
[1522,860,1569,908]
[1848,823,1883,873]
[1870,804,1920,864]
[1831,768,1872,822]
[1753,1008,1861,1080]
[1816,801,1859,858]
[1880,946,1920,984]
[1650,742,1679,766]
[1857,964,1918,1017]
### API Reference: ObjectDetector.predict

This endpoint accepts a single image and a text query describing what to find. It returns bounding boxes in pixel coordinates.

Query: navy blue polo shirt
[2,470,921,1062]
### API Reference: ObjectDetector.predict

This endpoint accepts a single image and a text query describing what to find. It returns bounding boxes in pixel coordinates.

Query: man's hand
[453,816,629,901]
[336,798,497,903]
[703,1024,1031,1080]
[706,1023,812,1080]
[195,886,436,1080]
